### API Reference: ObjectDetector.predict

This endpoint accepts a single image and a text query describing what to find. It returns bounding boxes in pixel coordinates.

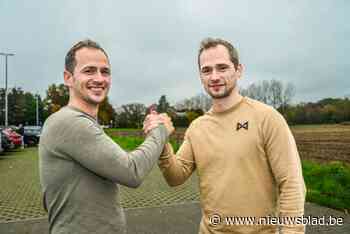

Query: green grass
[111,135,180,152]
[110,136,145,151]
[104,128,140,133]
[111,128,141,131]
[302,160,350,211]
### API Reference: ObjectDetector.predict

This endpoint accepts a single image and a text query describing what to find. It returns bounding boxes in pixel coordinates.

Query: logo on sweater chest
[236,121,249,131]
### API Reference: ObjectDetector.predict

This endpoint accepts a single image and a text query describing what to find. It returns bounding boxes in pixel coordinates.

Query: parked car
[0,131,4,153]
[24,126,42,146]
[2,127,22,149]
[0,127,17,152]
[2,134,13,151]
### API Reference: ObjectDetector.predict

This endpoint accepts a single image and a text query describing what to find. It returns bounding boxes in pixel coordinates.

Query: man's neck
[68,99,98,119]
[211,89,243,113]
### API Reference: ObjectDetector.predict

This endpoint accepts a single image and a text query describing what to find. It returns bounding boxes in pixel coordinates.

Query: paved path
[1,202,349,234]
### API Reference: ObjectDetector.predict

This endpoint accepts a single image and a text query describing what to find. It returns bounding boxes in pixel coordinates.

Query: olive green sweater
[159,97,306,234]
[39,106,168,234]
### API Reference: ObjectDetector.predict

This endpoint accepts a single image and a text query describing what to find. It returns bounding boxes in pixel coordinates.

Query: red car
[2,128,22,149]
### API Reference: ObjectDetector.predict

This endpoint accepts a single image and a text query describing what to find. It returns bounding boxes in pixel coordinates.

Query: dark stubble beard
[84,88,109,106]
[208,83,235,99]
[76,84,108,106]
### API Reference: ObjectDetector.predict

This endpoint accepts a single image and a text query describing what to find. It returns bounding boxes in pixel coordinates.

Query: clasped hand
[143,111,175,136]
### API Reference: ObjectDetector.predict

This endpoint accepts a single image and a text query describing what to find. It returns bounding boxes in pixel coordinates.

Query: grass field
[0,124,349,222]
[302,160,350,210]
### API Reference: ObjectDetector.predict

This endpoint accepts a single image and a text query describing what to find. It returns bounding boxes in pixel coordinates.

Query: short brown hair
[65,39,109,74]
[198,37,239,70]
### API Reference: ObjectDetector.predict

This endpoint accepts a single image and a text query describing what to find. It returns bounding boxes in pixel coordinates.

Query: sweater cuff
[160,143,172,159]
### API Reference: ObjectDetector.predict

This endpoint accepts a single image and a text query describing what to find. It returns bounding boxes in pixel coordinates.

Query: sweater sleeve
[158,129,196,186]
[55,116,168,188]
[262,109,306,233]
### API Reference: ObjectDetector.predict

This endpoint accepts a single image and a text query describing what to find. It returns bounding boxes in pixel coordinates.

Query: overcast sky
[0,0,349,107]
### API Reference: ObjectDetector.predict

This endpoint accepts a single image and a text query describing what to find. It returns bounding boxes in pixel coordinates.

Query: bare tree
[281,82,296,112]
[241,79,295,109]
[175,93,212,112]
[269,79,283,108]
[261,80,271,104]
[244,83,264,102]
[115,103,146,128]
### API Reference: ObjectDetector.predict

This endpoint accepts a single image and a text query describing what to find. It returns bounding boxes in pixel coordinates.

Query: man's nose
[94,71,105,82]
[209,69,220,81]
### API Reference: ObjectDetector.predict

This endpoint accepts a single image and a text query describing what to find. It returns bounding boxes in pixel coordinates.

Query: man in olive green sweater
[145,38,306,234]
[39,39,173,234]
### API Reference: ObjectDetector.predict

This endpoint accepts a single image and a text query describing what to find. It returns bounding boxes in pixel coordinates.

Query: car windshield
[24,126,42,133]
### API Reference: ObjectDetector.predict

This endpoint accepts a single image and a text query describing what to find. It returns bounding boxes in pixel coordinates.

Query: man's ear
[64,70,73,87]
[236,64,244,80]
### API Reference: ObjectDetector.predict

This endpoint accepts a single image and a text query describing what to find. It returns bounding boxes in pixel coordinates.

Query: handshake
[143,110,175,136]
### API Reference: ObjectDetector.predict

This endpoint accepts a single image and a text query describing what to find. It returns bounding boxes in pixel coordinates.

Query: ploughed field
[108,124,350,164]
[291,125,350,164]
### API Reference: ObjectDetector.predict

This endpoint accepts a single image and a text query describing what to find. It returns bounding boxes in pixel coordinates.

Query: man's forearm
[124,124,169,187]
[278,165,306,234]
[158,143,195,186]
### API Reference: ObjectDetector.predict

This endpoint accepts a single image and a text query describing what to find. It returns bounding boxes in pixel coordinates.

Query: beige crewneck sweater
[159,97,306,234]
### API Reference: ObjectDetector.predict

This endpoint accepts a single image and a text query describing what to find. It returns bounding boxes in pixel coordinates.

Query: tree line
[2,80,350,127]
[0,87,45,126]
[1,84,116,126]
[282,98,350,125]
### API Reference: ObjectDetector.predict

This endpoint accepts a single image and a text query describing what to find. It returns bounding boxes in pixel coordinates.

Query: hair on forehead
[65,39,109,74]
[198,37,239,70]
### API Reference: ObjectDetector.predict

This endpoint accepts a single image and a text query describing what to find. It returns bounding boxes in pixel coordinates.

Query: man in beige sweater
[145,38,306,233]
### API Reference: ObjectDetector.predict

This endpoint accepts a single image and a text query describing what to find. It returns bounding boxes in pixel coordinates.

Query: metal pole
[5,56,8,127]
[36,94,39,126]
[0,129,2,153]
[0,53,14,127]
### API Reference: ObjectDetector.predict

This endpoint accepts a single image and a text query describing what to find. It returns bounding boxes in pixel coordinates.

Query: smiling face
[64,47,111,107]
[199,45,242,99]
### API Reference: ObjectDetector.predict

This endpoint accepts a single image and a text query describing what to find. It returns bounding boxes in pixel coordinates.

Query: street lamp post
[0,52,15,127]
[36,94,39,126]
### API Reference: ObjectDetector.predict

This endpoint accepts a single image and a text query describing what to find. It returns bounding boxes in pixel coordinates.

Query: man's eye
[201,69,211,74]
[101,70,111,76]
[84,69,94,74]
[218,66,228,71]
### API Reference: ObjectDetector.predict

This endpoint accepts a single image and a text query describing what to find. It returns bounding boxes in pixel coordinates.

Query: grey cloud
[0,0,349,107]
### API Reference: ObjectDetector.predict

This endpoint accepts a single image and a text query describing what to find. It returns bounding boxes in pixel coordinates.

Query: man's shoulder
[44,107,78,127]
[42,106,97,136]
[187,112,210,128]
[182,111,216,136]
[242,97,275,114]
[40,107,100,149]
[241,97,284,120]
[243,97,289,130]
[46,106,95,123]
